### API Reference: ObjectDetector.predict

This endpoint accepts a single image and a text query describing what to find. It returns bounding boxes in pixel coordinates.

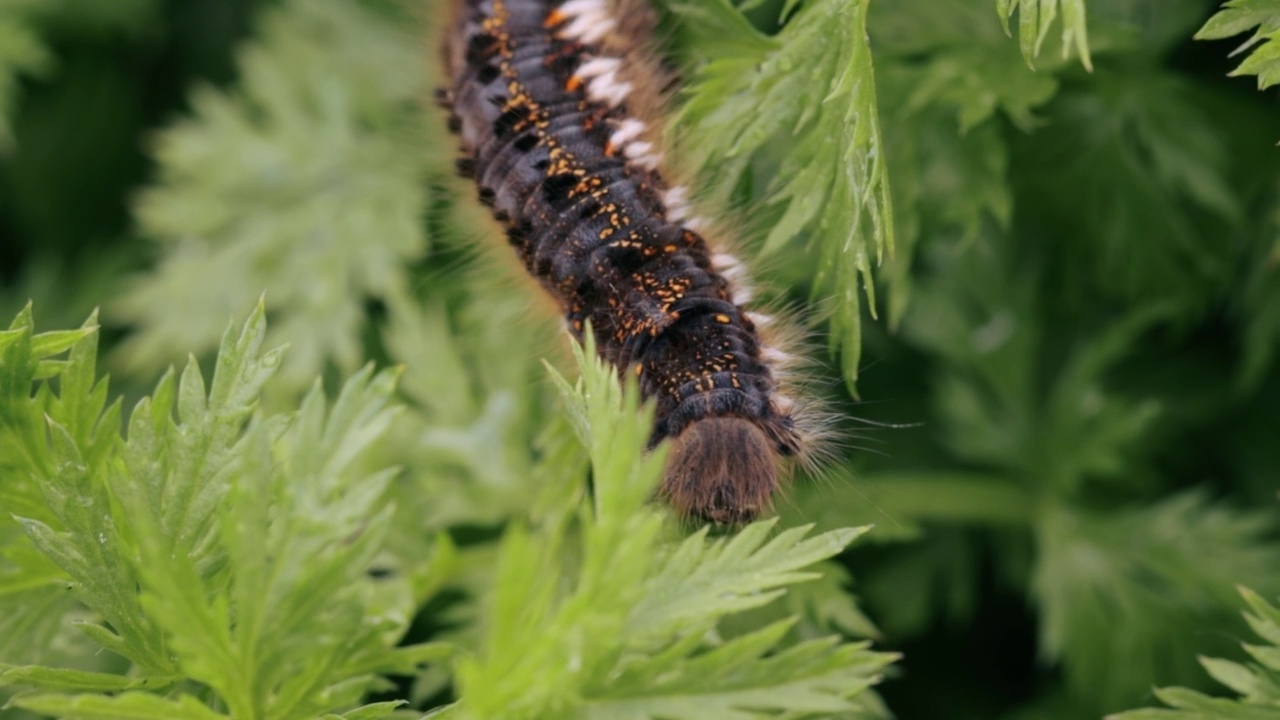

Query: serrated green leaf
[28,327,97,359]
[1234,28,1280,87]
[1246,643,1280,670]
[17,401,171,672]
[996,0,1093,69]
[1199,657,1266,697]
[1197,1,1280,90]
[322,701,408,720]
[11,691,229,720]
[114,302,285,578]
[590,626,895,720]
[628,521,870,645]
[455,334,891,718]
[342,642,456,677]
[125,360,409,720]
[1,302,422,718]
[0,327,22,352]
[674,0,892,387]
[1111,685,1280,718]
[114,0,429,394]
[1036,498,1280,711]
[1241,587,1280,646]
[0,665,179,692]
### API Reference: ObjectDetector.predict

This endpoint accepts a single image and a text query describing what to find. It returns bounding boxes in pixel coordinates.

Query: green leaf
[11,691,229,720]
[1,303,429,718]
[587,624,893,719]
[1011,70,1242,313]
[717,556,884,651]
[123,362,411,719]
[113,0,429,394]
[0,583,75,666]
[1036,496,1280,711]
[322,701,408,720]
[902,236,1167,495]
[1109,589,1280,718]
[0,665,179,692]
[1197,0,1280,90]
[1241,587,1280,646]
[873,1,1061,131]
[1199,657,1266,697]
[545,334,665,523]
[996,0,1093,70]
[628,521,870,646]
[453,335,892,718]
[341,642,455,677]
[673,0,893,387]
[381,288,563,530]
[112,299,284,574]
[8,315,171,671]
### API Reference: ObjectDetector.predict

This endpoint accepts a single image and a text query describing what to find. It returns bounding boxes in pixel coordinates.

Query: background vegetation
[0,0,1278,718]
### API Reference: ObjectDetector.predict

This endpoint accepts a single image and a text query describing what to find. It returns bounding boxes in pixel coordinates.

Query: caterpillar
[440,0,814,523]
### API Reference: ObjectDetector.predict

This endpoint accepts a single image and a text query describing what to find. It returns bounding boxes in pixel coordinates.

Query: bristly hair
[440,0,829,523]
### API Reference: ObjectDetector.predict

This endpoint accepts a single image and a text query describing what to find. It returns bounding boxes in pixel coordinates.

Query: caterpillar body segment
[442,0,814,522]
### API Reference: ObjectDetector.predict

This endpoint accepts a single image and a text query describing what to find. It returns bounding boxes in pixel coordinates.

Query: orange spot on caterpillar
[714,314,732,324]
[565,75,583,92]
[543,9,566,27]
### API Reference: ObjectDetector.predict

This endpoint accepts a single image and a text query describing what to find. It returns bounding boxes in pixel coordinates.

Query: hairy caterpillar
[441,0,816,522]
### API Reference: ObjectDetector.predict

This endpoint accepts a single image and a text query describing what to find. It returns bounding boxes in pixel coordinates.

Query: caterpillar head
[660,417,781,524]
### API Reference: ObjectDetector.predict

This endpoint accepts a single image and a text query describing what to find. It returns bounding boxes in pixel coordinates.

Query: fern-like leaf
[114,0,428,393]
[673,0,893,386]
[1,303,444,718]
[1037,493,1280,711]
[453,336,894,718]
[996,0,1093,70]
[1108,587,1280,719]
[1197,0,1280,90]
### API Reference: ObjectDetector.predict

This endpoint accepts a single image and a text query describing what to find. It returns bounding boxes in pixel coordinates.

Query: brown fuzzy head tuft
[660,417,781,524]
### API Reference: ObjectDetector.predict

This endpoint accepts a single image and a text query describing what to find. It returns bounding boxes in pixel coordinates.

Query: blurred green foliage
[1,0,1278,718]
[1109,587,1280,719]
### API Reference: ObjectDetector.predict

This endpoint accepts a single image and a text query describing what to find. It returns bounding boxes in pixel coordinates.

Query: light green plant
[3,0,1278,718]
[0,303,446,719]
[1197,0,1280,89]
[0,305,892,718]
[113,0,429,394]
[443,338,894,719]
[1110,587,1280,719]
[996,0,1093,69]
[671,0,893,386]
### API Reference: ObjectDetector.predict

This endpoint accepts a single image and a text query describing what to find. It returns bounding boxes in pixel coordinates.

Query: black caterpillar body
[442,0,808,522]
